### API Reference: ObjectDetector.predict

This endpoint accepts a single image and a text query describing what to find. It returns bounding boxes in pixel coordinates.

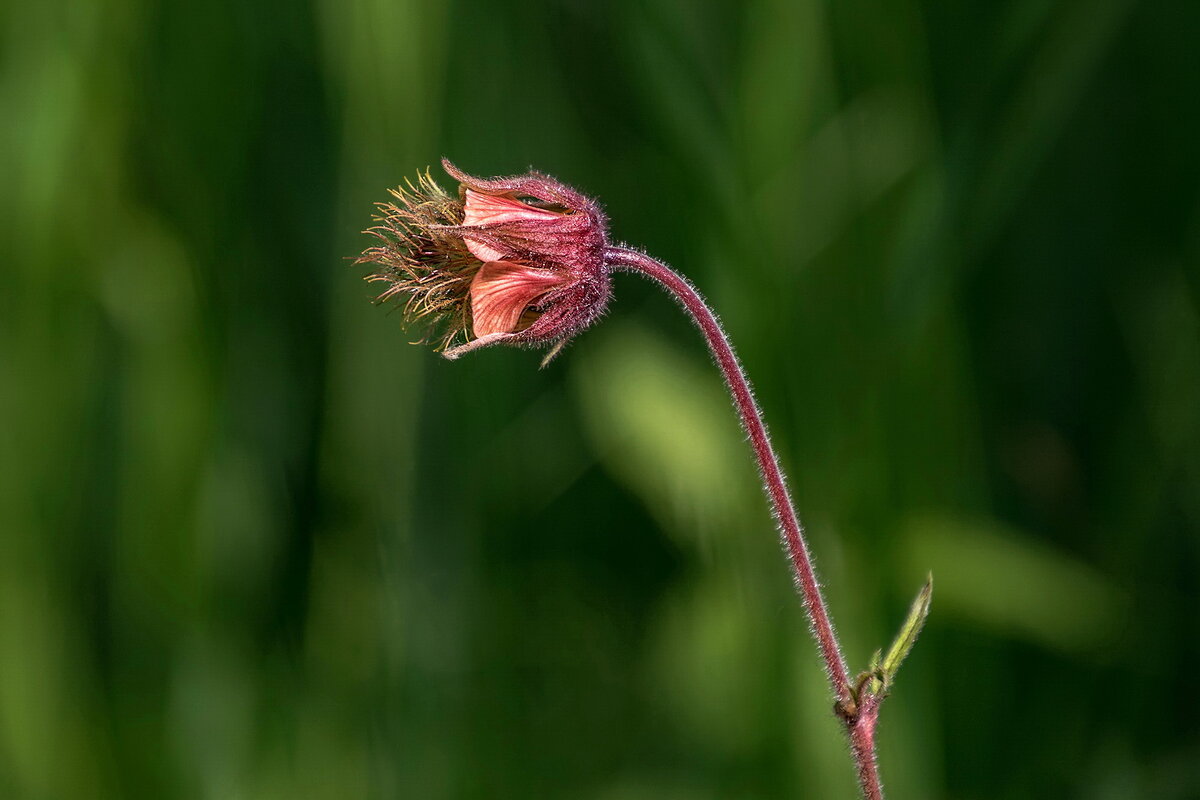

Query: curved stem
[606,246,883,800]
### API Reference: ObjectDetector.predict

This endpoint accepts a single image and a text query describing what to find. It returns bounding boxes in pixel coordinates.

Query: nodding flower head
[358,159,611,362]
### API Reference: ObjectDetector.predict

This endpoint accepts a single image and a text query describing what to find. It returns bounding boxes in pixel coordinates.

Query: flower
[358,159,611,362]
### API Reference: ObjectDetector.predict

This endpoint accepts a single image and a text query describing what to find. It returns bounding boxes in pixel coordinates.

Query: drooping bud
[358,159,611,362]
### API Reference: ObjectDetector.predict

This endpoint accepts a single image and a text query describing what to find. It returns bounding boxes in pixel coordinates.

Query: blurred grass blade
[879,574,932,690]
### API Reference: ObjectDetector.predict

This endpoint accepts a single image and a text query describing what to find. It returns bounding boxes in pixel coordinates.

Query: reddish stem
[607,246,883,800]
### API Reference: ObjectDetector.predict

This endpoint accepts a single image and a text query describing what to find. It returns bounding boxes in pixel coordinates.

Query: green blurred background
[3,0,1198,797]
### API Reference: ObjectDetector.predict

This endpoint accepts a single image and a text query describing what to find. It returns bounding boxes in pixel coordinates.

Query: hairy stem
[606,246,883,800]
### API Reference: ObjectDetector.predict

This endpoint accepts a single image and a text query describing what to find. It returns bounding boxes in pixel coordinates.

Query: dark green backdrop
[3,0,1198,797]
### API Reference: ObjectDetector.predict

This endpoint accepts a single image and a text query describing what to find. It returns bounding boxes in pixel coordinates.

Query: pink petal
[462,189,562,262]
[470,260,567,338]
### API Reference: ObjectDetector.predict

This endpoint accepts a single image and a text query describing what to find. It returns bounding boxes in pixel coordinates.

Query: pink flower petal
[462,189,562,262]
[470,260,568,338]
